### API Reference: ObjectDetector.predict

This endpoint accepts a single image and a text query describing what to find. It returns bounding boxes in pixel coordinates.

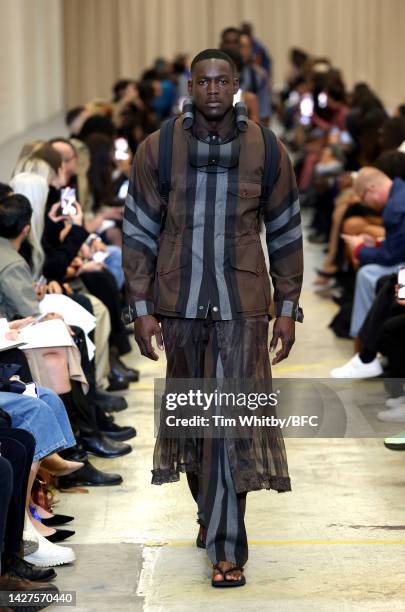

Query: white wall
[0,0,64,146]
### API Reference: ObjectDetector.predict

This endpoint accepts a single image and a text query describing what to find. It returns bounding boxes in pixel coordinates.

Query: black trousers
[0,428,35,562]
[80,269,131,355]
[359,274,399,355]
[379,313,405,378]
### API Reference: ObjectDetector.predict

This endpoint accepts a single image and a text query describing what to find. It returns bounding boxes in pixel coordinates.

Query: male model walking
[122,49,303,587]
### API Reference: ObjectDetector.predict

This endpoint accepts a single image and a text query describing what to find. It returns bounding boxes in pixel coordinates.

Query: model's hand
[269,317,295,365]
[134,315,164,361]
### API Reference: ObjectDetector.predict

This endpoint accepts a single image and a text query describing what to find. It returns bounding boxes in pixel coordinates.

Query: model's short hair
[191,49,236,75]
[0,193,32,239]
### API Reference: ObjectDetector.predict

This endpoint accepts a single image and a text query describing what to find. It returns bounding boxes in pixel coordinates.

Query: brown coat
[122,117,303,323]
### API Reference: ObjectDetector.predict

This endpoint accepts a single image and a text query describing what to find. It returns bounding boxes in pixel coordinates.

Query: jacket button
[199,305,204,310]
[212,306,219,312]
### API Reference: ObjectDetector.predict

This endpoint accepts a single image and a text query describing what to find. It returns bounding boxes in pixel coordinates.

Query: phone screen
[60,187,76,216]
[299,94,314,125]
[115,138,129,161]
[398,267,405,299]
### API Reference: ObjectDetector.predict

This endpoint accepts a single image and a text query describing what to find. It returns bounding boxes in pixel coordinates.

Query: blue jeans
[0,386,76,461]
[105,245,124,290]
[350,263,402,338]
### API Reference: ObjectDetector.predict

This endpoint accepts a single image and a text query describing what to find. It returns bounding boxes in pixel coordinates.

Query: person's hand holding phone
[78,260,105,274]
[359,233,376,247]
[48,201,67,224]
[68,201,84,226]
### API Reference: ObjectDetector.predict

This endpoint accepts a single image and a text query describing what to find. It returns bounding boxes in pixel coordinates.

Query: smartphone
[317,91,328,109]
[299,93,314,125]
[93,250,109,264]
[117,180,129,200]
[398,267,405,299]
[114,138,129,161]
[23,382,39,398]
[60,187,76,216]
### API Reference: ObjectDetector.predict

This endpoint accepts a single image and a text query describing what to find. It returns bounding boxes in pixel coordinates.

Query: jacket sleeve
[359,214,405,266]
[1,262,41,318]
[122,137,165,323]
[42,225,89,281]
[262,141,304,322]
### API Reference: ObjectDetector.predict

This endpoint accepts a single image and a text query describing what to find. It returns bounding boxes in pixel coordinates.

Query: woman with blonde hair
[10,172,48,280]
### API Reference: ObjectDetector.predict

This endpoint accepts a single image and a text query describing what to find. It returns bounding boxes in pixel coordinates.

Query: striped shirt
[122,115,303,323]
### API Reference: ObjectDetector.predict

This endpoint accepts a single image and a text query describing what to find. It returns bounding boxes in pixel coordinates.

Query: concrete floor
[49,231,405,611]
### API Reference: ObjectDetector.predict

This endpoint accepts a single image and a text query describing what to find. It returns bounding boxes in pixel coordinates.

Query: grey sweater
[0,237,41,320]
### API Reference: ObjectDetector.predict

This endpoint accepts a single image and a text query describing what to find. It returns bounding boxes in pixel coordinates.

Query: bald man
[332,167,405,376]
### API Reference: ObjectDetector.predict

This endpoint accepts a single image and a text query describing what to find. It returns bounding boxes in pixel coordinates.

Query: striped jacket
[122,117,303,323]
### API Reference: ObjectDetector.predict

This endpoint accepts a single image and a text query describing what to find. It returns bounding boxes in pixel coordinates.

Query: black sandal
[211,564,246,588]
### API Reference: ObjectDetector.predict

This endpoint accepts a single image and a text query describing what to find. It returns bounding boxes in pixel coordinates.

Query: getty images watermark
[164,388,318,429]
[154,378,405,438]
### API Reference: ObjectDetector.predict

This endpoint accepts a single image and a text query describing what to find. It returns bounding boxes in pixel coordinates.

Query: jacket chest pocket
[227,181,262,200]
[227,181,262,231]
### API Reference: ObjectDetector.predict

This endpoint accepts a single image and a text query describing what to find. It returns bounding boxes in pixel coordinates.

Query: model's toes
[225,570,243,581]
[212,570,224,582]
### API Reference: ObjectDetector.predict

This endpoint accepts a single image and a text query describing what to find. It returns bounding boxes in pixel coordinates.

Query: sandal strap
[223,566,244,576]
[212,564,244,576]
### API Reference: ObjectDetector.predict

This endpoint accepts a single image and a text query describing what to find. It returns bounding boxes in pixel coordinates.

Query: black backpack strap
[258,124,281,209]
[158,116,177,203]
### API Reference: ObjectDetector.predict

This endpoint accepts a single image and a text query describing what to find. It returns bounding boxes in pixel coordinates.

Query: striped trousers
[155,314,282,567]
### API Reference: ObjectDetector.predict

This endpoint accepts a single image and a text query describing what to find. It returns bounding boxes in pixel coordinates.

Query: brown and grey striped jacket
[122,116,303,323]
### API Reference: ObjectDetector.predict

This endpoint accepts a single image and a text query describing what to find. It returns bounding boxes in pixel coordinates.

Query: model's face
[188,59,238,121]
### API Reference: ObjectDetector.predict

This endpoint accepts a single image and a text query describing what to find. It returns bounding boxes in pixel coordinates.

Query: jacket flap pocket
[158,238,186,275]
[227,181,262,199]
[230,240,265,274]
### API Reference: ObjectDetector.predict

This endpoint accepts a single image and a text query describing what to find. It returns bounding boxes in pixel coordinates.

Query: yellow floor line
[135,362,340,387]
[143,538,405,547]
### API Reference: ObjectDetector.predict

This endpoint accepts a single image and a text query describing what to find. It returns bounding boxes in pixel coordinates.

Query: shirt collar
[181,101,248,144]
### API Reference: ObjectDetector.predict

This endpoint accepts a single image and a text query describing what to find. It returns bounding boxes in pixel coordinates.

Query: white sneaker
[377,405,405,423]
[330,354,383,379]
[23,533,39,556]
[24,519,75,567]
[386,395,405,408]
[384,431,405,450]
